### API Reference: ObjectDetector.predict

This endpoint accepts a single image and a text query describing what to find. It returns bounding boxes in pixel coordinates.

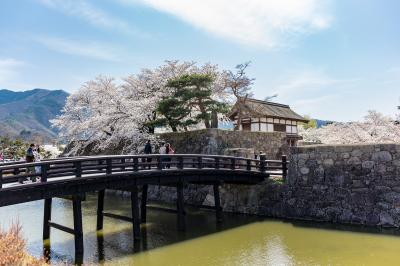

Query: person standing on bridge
[159,142,167,169]
[165,143,174,169]
[144,140,152,169]
[34,146,42,176]
[20,143,36,183]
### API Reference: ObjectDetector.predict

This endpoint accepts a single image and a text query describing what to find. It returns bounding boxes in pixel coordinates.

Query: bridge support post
[72,195,84,262]
[131,185,141,241]
[213,183,222,223]
[97,190,105,230]
[176,182,185,231]
[141,185,148,223]
[43,198,52,240]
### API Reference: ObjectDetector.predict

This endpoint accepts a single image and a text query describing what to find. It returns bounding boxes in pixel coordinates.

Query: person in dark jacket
[20,143,36,183]
[144,140,152,169]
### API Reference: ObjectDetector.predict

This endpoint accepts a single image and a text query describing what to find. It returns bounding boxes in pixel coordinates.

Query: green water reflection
[1,193,400,265]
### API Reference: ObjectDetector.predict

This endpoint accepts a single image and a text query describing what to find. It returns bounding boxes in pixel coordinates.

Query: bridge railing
[0,154,288,188]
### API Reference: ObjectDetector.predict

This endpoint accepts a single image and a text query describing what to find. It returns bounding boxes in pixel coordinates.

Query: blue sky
[0,0,399,121]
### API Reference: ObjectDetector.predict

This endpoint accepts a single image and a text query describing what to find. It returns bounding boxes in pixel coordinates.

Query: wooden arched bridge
[0,154,287,262]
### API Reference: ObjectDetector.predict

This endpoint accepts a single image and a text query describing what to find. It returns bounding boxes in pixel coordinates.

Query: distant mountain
[315,119,334,128]
[0,89,69,142]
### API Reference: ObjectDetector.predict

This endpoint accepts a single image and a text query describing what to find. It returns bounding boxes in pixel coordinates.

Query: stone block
[376,164,386,174]
[300,167,310,175]
[347,157,361,165]
[298,153,310,160]
[382,192,400,203]
[372,151,392,162]
[366,212,380,226]
[379,212,395,227]
[352,187,368,193]
[298,159,306,167]
[342,152,350,159]
[362,161,375,169]
[351,149,363,157]
[323,158,334,167]
[374,186,392,193]
[393,160,400,167]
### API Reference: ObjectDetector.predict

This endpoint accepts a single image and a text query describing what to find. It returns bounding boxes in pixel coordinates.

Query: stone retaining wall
[220,143,400,227]
[159,129,288,159]
[285,143,400,226]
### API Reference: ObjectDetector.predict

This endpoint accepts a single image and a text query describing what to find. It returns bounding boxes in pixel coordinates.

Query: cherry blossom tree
[52,76,151,154]
[223,62,255,130]
[52,61,231,154]
[299,110,400,144]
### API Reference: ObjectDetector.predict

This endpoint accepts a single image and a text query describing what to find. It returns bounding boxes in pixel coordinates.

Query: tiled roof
[229,98,308,122]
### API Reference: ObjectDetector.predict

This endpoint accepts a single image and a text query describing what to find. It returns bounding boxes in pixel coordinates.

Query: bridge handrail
[0,154,285,170]
[0,156,92,167]
[0,154,288,188]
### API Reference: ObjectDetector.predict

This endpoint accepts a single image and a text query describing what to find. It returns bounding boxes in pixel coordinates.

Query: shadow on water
[282,218,400,237]
[27,193,263,265]
[5,192,400,265]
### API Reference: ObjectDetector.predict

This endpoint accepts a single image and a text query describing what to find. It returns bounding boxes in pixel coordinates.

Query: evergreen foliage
[150,73,228,131]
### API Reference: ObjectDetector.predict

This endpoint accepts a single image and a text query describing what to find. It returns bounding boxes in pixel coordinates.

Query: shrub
[0,222,47,266]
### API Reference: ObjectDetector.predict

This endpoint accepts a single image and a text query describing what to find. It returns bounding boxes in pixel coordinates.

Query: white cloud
[0,58,26,86]
[128,0,333,49]
[293,94,337,109]
[262,68,362,120]
[36,0,141,36]
[34,36,121,61]
[272,69,346,98]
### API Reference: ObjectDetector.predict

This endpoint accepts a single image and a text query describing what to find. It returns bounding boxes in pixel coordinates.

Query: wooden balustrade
[0,154,288,188]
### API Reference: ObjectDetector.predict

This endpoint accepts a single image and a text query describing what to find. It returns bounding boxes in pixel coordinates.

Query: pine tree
[151,73,228,131]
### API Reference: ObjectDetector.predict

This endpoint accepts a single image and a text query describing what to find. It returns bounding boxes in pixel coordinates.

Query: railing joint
[133,157,139,172]
[197,156,203,169]
[230,158,236,170]
[75,161,82,178]
[41,164,49,183]
[106,159,112,174]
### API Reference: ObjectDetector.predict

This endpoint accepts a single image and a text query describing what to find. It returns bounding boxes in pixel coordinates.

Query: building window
[251,123,259,131]
[260,123,267,131]
[286,125,298,134]
[267,123,274,132]
[274,124,286,132]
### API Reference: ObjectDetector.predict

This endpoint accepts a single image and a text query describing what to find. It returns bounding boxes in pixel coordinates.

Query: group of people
[143,140,175,169]
[20,143,42,183]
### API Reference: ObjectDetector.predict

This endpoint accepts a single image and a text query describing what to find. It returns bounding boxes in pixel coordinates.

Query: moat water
[1,193,400,265]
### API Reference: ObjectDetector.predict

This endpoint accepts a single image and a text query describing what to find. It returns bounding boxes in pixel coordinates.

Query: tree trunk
[211,110,218,128]
[198,101,211,128]
[234,95,248,130]
[147,111,156,134]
